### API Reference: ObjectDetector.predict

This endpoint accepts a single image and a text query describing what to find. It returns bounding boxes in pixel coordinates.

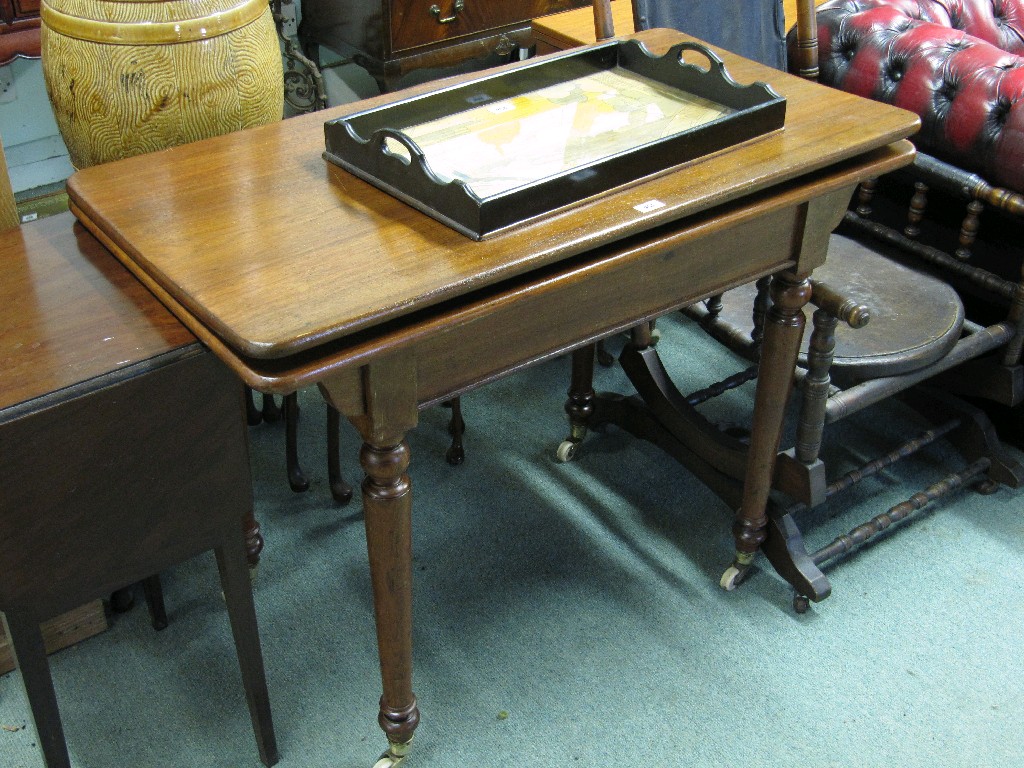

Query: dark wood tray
[323,39,786,239]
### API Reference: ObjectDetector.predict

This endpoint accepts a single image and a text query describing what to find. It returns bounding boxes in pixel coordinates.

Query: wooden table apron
[65,27,919,759]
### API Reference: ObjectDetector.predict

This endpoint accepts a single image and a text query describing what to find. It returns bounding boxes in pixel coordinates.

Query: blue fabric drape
[631,0,787,69]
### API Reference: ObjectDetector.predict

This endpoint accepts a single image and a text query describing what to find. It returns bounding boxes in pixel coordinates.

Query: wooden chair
[583,0,1023,609]
[0,137,278,766]
[802,0,1024,436]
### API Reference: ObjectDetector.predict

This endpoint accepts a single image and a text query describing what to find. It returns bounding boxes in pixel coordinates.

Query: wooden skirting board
[0,601,109,676]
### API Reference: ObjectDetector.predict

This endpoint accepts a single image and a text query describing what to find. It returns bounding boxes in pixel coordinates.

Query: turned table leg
[722,270,812,590]
[361,437,419,765]
[320,357,420,767]
[556,343,597,462]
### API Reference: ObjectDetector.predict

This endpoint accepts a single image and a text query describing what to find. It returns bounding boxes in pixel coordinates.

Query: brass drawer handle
[429,0,464,24]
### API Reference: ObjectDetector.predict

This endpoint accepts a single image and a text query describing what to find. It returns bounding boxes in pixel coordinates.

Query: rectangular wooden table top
[0,212,196,413]
[66,29,917,380]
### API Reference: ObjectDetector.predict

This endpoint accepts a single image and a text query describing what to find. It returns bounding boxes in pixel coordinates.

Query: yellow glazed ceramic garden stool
[40,0,283,168]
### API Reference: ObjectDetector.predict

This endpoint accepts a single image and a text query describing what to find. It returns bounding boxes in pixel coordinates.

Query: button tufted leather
[799,0,1024,192]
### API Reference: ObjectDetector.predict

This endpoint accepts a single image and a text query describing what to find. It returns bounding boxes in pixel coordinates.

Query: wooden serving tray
[323,39,786,239]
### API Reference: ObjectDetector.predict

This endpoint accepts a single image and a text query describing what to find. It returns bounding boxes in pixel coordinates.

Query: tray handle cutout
[370,128,473,192]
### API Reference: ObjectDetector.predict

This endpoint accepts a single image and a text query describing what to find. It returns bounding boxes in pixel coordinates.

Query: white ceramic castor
[719,558,754,590]
[555,440,578,463]
[719,565,743,591]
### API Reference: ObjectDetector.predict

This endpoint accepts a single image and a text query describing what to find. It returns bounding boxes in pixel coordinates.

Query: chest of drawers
[297,0,589,91]
[0,0,41,64]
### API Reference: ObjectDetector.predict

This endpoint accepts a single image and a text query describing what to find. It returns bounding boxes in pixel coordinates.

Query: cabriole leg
[444,397,465,466]
[327,405,354,505]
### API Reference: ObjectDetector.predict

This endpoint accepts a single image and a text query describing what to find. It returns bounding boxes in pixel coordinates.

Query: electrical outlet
[0,66,15,103]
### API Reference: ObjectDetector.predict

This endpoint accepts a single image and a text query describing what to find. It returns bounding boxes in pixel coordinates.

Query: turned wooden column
[320,355,420,754]
[361,437,418,747]
[733,270,812,557]
[566,345,597,435]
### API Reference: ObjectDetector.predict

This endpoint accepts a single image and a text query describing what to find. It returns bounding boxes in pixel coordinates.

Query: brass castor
[373,739,413,768]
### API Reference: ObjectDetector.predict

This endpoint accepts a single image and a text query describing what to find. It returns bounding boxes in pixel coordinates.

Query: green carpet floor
[1,314,1021,768]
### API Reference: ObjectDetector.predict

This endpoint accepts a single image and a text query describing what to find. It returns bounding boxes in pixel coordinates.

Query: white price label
[633,199,666,213]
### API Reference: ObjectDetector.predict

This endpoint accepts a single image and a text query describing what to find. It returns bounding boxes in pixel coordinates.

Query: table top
[67,28,918,366]
[0,212,196,413]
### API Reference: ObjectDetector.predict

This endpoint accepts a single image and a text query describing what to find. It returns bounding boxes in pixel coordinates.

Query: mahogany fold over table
[66,28,918,767]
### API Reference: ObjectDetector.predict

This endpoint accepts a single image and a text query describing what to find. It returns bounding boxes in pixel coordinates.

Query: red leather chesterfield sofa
[813,0,1023,192]
[805,0,1024,274]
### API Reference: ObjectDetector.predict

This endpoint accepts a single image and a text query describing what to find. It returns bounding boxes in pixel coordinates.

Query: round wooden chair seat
[715,234,964,384]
